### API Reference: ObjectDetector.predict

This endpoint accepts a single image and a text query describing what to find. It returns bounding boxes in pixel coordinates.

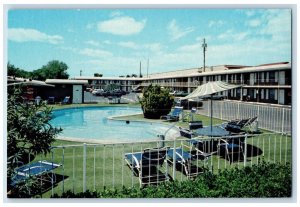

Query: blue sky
[7,8,291,78]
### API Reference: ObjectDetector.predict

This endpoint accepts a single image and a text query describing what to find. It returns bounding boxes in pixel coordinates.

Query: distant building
[75,62,291,105]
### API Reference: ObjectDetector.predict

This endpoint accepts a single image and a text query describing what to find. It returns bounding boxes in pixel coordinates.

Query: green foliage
[94,73,103,77]
[51,161,291,198]
[8,60,69,81]
[32,60,69,81]
[105,83,120,91]
[7,62,31,78]
[139,84,174,119]
[7,87,62,191]
[8,177,41,198]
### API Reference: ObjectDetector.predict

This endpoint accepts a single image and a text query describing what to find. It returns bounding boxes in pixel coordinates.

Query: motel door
[72,85,82,104]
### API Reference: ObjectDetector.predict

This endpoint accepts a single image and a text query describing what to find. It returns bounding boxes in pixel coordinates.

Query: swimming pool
[50,106,180,143]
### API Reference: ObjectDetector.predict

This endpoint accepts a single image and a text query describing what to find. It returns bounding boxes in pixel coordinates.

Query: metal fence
[26,133,291,197]
[198,100,291,135]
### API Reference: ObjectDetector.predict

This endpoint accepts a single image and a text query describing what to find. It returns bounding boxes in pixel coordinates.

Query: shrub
[52,161,292,198]
[7,87,62,197]
[139,84,174,119]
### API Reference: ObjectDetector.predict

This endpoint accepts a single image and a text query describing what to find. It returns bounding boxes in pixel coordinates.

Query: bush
[52,161,292,198]
[7,87,62,196]
[139,84,174,119]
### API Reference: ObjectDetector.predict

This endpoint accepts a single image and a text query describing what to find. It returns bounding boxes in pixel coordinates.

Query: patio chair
[217,138,245,163]
[160,106,183,122]
[223,116,257,133]
[124,147,171,187]
[185,139,217,165]
[11,161,62,186]
[62,96,70,104]
[167,146,205,179]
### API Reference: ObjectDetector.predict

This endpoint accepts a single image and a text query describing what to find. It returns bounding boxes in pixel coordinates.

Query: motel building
[75,61,291,106]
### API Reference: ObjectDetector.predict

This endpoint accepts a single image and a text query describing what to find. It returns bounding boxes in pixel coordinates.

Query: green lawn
[29,104,292,198]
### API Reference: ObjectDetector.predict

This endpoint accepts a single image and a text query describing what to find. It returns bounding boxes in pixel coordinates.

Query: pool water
[50,106,179,143]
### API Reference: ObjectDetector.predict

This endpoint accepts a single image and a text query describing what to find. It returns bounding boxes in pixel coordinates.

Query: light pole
[202,38,207,72]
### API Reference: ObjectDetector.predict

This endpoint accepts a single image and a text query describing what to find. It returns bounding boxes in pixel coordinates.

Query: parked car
[92,89,103,95]
[174,91,189,97]
[201,94,227,100]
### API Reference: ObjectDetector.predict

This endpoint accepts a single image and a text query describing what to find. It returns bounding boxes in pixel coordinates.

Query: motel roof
[45,79,88,85]
[73,62,291,81]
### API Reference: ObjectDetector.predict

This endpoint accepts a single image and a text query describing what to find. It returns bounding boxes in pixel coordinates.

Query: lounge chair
[167,146,205,179]
[124,147,171,187]
[11,161,62,186]
[223,116,257,133]
[160,106,183,121]
[62,96,70,104]
[185,139,217,165]
[217,138,245,163]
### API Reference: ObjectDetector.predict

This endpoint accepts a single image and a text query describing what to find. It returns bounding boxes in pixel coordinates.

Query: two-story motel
[75,62,291,105]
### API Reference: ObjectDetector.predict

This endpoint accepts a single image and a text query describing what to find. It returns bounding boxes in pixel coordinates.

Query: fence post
[281,108,285,134]
[244,134,247,167]
[172,140,176,180]
[83,143,87,193]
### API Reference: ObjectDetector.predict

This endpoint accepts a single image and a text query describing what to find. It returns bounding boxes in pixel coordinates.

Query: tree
[94,73,103,77]
[32,60,69,81]
[139,84,174,119]
[7,87,62,195]
[7,63,31,78]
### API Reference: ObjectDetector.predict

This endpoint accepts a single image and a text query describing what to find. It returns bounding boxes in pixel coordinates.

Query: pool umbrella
[180,81,242,136]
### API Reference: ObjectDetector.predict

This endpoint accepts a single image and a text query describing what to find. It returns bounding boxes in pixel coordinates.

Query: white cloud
[110,10,123,17]
[167,19,194,41]
[8,28,63,44]
[245,10,256,17]
[208,20,224,28]
[103,40,111,45]
[260,10,291,42]
[79,48,113,58]
[118,41,139,50]
[247,19,261,27]
[218,30,248,41]
[85,40,100,47]
[97,16,146,36]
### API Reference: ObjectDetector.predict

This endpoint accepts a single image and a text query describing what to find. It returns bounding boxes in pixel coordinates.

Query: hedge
[51,161,292,198]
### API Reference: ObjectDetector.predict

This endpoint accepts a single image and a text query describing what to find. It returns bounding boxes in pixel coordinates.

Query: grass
[28,104,292,198]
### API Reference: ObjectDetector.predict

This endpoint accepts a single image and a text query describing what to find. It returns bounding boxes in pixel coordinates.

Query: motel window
[269,72,275,83]
[261,73,264,82]
[275,72,278,82]
[274,89,278,100]
[266,89,269,99]
[269,89,275,100]
[261,89,264,99]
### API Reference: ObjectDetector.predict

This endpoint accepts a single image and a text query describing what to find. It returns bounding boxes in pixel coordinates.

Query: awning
[181,81,242,100]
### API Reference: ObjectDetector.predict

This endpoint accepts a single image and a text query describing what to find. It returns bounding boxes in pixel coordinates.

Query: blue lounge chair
[222,116,257,133]
[167,147,205,179]
[124,147,171,187]
[160,106,183,121]
[185,139,217,163]
[217,138,245,163]
[62,96,70,104]
[11,161,61,186]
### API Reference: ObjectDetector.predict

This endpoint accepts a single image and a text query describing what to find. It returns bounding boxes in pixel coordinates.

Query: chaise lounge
[124,147,171,187]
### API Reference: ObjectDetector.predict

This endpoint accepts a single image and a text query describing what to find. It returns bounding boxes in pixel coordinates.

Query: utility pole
[202,38,207,72]
[139,61,142,78]
[147,58,149,78]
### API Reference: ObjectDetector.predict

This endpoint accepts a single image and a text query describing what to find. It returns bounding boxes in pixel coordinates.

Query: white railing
[198,101,291,135]
[25,133,291,197]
